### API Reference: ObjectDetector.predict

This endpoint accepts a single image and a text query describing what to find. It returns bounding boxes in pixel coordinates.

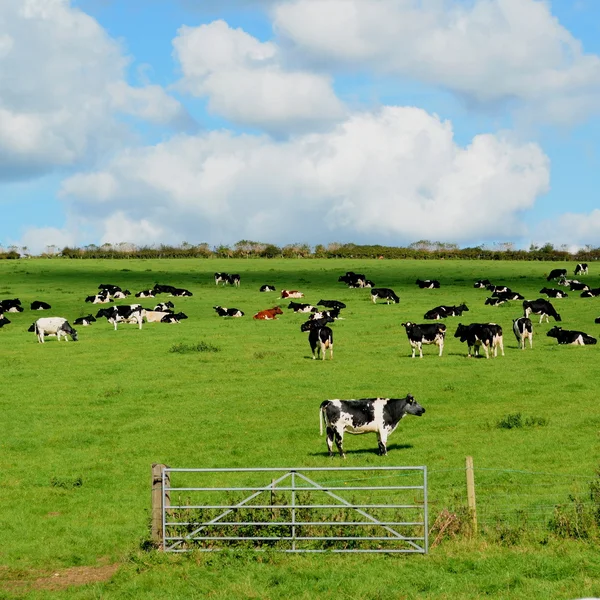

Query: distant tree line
[2,239,600,261]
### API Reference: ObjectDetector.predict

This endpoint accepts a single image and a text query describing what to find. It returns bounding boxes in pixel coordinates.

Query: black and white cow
[415,279,440,289]
[30,301,51,310]
[492,290,524,300]
[547,326,597,345]
[74,314,97,326]
[288,302,317,313]
[454,323,504,358]
[401,322,446,358]
[170,288,193,297]
[339,272,367,288]
[547,268,567,281]
[96,305,143,330]
[160,312,188,323]
[213,306,244,317]
[98,284,121,294]
[424,304,469,320]
[135,289,155,298]
[486,285,510,294]
[513,317,533,350]
[309,308,342,321]
[1,299,23,312]
[581,288,600,298]
[523,299,561,323]
[595,317,600,324]
[31,317,78,343]
[154,301,175,311]
[319,394,425,457]
[215,272,229,286]
[569,281,590,292]
[301,318,334,360]
[575,263,589,276]
[539,287,568,299]
[474,279,492,288]
[484,297,506,306]
[318,300,346,310]
[0,315,11,328]
[85,292,113,304]
[227,274,241,287]
[370,288,399,304]
[112,290,131,299]
[153,284,178,295]
[260,285,276,292]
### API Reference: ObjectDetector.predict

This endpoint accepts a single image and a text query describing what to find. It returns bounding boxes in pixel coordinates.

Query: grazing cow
[415,279,440,289]
[154,302,175,311]
[0,315,11,328]
[547,268,567,281]
[260,285,276,292]
[96,306,143,330]
[31,317,78,343]
[575,263,589,276]
[30,301,51,310]
[581,288,600,298]
[135,289,155,298]
[474,279,492,288]
[539,288,568,299]
[319,394,425,457]
[253,307,283,320]
[338,272,367,288]
[513,317,533,350]
[280,290,304,299]
[160,312,188,324]
[227,274,241,287]
[370,288,399,304]
[1,299,24,312]
[569,281,590,292]
[454,323,504,358]
[288,302,317,313]
[214,273,229,286]
[547,326,597,345]
[485,297,506,306]
[213,306,245,317]
[300,318,334,360]
[523,299,561,323]
[401,322,446,358]
[318,300,346,310]
[74,315,97,326]
[424,304,468,320]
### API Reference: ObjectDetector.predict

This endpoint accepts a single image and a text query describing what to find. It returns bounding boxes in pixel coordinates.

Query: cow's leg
[377,428,388,456]
[320,340,326,360]
[38,330,44,343]
[483,343,490,359]
[334,428,345,458]
[418,342,423,359]
[410,343,416,359]
[528,333,533,349]
[499,337,505,356]
[438,338,444,357]
[371,296,376,304]
[325,426,335,457]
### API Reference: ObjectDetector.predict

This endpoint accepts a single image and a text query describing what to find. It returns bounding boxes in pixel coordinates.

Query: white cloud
[173,20,345,134]
[17,226,77,255]
[0,0,191,180]
[59,107,550,246]
[273,0,600,124]
[534,209,600,247]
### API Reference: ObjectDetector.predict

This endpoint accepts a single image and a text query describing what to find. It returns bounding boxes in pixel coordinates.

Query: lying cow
[280,290,304,299]
[339,272,367,287]
[318,300,346,310]
[260,285,276,292]
[370,288,399,304]
[31,317,78,343]
[288,302,317,313]
[74,314,96,326]
[31,300,51,310]
[539,288,568,299]
[112,290,131,299]
[401,322,446,358]
[581,288,600,298]
[424,304,468,320]
[160,312,188,323]
[154,302,174,311]
[85,293,113,304]
[415,279,440,289]
[547,326,597,345]
[547,268,567,281]
[301,318,334,360]
[484,297,506,306]
[319,394,425,457]
[310,308,342,321]
[513,317,533,350]
[213,306,245,317]
[253,307,283,320]
[170,288,193,297]
[474,279,492,288]
[569,281,590,292]
[135,289,155,298]
[523,299,561,323]
[0,315,11,328]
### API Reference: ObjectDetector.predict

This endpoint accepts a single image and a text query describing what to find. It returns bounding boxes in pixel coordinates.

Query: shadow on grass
[309,443,413,457]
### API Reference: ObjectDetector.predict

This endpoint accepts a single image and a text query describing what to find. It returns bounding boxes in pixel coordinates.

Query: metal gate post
[291,470,296,551]
[423,466,429,553]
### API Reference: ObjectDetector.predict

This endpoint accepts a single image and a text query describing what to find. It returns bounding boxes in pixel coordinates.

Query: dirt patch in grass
[0,563,119,592]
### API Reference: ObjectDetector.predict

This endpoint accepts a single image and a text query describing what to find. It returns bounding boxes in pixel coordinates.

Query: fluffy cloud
[534,209,600,248]
[173,20,345,134]
[0,0,191,180]
[59,107,550,246]
[273,0,600,124]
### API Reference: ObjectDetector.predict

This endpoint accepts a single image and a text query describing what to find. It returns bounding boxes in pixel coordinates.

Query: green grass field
[1,258,600,599]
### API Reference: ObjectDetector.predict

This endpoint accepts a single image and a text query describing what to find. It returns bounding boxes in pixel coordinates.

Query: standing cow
[31,318,78,343]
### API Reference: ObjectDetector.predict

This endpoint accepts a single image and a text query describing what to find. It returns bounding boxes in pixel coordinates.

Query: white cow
[32,317,78,343]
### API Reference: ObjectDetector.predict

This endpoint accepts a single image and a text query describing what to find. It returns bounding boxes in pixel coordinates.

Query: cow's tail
[319,401,329,436]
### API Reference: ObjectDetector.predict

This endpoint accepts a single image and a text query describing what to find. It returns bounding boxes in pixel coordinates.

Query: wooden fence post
[151,463,170,548]
[465,456,477,535]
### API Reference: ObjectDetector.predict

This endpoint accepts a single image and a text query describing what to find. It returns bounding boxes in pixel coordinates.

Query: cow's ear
[406,393,414,402]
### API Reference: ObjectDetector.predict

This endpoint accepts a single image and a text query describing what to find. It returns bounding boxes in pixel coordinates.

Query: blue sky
[2,0,600,252]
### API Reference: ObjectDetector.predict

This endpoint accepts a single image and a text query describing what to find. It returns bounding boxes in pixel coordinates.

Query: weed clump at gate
[495,413,549,429]
[169,341,221,354]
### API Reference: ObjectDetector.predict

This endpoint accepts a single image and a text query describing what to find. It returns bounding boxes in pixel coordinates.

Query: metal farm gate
[157,466,428,553]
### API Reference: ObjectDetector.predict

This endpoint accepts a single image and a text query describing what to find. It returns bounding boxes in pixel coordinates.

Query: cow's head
[404,394,425,416]
[454,324,466,338]
[272,307,283,315]
[547,326,561,338]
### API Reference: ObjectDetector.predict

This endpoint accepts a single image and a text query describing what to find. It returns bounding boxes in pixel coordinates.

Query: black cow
[74,315,97,326]
[0,315,11,328]
[318,300,346,310]
[30,301,51,310]
[213,306,244,317]
[523,299,561,323]
[260,285,276,292]
[454,323,504,358]
[301,318,334,360]
[161,312,188,323]
[288,302,317,313]
[153,284,178,295]
[401,322,446,358]
[595,317,600,324]
[416,279,440,289]
[569,281,590,292]
[424,304,468,320]
[227,274,241,287]
[575,263,588,276]
[581,288,600,298]
[547,268,567,281]
[513,317,533,350]
[474,279,492,288]
[539,287,568,299]
[319,394,425,457]
[370,288,399,304]
[547,326,596,345]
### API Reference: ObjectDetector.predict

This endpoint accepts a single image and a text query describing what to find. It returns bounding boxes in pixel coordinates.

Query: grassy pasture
[1,258,600,598]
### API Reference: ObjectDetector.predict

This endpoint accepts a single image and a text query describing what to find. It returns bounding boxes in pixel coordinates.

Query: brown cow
[280,290,304,299]
[253,306,283,320]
